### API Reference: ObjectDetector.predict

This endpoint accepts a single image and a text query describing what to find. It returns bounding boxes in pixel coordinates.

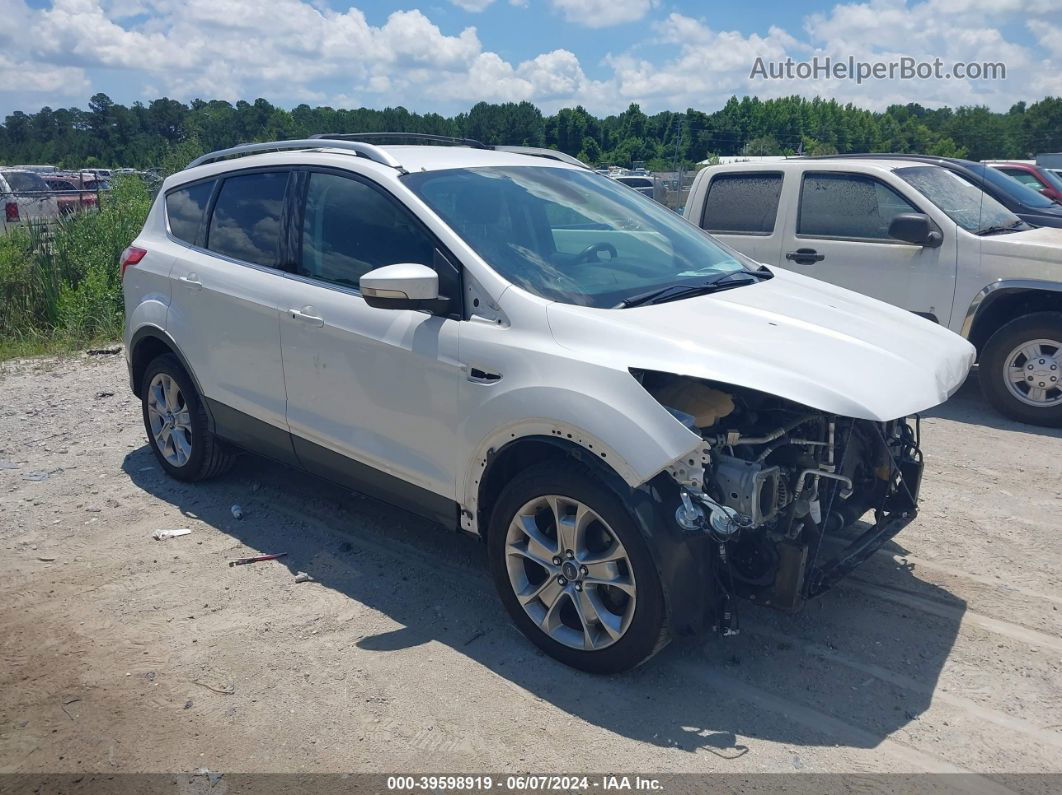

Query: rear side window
[2,171,47,192]
[299,172,435,289]
[207,172,288,267]
[798,173,919,240]
[166,180,215,245]
[700,173,783,235]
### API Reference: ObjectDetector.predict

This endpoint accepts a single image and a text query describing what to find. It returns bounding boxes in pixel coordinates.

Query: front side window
[404,166,748,309]
[798,173,920,240]
[299,172,435,289]
[166,180,215,245]
[207,172,288,267]
[896,166,1020,233]
[701,173,783,235]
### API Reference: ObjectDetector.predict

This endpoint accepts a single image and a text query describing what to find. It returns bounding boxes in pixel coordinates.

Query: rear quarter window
[700,172,783,235]
[1,171,48,192]
[166,180,216,246]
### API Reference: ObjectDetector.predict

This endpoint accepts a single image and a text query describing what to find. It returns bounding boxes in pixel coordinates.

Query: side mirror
[359,263,443,311]
[889,213,942,247]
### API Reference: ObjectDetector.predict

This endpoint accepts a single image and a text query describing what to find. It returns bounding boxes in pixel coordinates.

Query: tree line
[1,92,1060,171]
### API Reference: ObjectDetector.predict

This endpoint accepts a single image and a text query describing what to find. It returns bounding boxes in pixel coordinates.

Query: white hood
[980,226,1062,277]
[547,268,975,422]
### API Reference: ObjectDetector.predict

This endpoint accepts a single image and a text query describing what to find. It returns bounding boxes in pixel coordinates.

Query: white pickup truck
[1,169,60,236]
[685,157,1062,427]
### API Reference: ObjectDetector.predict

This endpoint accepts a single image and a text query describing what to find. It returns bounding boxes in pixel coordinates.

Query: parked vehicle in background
[9,164,59,174]
[985,161,1062,203]
[611,174,659,202]
[814,154,1062,229]
[122,136,972,672]
[686,158,1062,426]
[0,169,60,234]
[43,175,99,215]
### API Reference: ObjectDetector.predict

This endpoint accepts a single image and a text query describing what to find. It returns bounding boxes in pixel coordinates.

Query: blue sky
[0,0,1059,118]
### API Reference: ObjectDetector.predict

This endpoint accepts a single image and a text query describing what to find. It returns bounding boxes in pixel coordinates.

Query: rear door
[279,168,463,513]
[164,170,294,460]
[778,169,958,324]
[695,171,785,264]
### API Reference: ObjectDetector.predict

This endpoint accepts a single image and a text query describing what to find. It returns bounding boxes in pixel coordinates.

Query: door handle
[289,307,324,327]
[785,248,825,265]
[178,274,203,289]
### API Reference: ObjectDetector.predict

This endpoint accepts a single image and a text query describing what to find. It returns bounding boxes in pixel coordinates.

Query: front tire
[141,353,235,481]
[980,312,1062,427]
[487,462,668,673]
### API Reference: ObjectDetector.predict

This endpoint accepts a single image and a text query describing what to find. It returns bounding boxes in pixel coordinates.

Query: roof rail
[186,139,406,172]
[493,146,589,169]
[311,132,491,149]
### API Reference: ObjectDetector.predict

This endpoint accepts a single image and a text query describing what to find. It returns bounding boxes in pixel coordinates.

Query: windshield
[404,166,749,308]
[896,166,1021,234]
[976,163,1058,209]
[1037,167,1062,194]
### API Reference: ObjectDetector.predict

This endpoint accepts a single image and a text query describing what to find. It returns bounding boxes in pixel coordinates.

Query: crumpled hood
[980,226,1062,275]
[547,268,975,421]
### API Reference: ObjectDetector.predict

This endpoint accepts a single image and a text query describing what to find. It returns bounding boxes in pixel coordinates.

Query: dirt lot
[1,351,1061,783]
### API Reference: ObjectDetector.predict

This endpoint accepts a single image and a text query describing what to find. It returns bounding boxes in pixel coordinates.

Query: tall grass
[0,177,152,359]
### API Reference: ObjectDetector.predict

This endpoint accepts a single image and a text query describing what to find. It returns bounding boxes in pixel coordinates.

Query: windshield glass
[1037,167,1062,193]
[404,166,748,308]
[896,166,1021,233]
[976,163,1057,209]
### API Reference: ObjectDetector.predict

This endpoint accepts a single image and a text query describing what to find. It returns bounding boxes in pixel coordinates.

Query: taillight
[4,202,18,222]
[120,246,147,279]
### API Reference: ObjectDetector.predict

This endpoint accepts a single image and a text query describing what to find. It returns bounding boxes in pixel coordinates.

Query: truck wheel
[141,353,235,480]
[980,312,1062,427]
[487,462,668,673]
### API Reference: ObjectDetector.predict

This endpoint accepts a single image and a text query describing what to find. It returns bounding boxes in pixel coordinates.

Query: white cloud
[450,0,495,10]
[549,0,657,28]
[0,0,1059,116]
[0,54,91,96]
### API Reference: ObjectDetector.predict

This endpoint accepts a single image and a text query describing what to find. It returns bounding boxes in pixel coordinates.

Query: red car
[987,161,1062,204]
[43,175,99,215]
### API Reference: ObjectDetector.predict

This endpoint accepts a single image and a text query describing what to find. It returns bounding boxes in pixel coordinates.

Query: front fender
[457,378,704,528]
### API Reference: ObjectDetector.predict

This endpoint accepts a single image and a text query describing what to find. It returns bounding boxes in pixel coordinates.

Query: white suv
[122,136,973,672]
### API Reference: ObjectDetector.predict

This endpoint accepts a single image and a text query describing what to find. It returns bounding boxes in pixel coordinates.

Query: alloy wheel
[504,494,637,651]
[146,372,193,466]
[1004,338,1062,408]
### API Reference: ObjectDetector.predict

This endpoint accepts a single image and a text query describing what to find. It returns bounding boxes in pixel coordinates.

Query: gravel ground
[1,351,1060,784]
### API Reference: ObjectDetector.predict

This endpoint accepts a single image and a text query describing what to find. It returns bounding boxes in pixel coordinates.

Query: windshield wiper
[615,270,766,309]
[976,219,1026,236]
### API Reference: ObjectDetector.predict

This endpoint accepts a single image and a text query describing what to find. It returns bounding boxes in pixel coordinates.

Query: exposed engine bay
[637,371,925,635]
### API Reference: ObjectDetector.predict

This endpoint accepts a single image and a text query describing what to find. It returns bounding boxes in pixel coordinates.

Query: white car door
[777,169,958,325]
[278,169,462,514]
[694,170,786,265]
[163,170,292,456]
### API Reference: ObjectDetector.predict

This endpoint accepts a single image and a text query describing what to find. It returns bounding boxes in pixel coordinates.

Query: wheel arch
[962,280,1062,353]
[473,434,631,540]
[128,327,212,428]
[476,433,717,638]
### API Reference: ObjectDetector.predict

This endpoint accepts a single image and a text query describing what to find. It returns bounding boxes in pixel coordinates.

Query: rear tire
[979,312,1062,427]
[141,353,235,481]
[487,462,668,673]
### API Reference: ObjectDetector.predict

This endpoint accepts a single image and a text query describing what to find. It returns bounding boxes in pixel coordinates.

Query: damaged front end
[636,371,924,636]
